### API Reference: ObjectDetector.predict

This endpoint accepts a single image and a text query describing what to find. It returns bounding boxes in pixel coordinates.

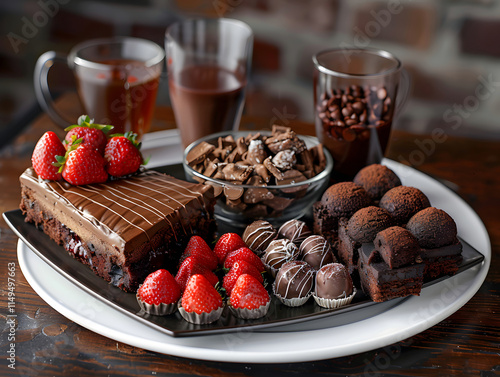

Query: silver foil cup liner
[177,300,223,324]
[312,287,357,309]
[228,300,270,319]
[272,282,312,307]
[136,291,178,316]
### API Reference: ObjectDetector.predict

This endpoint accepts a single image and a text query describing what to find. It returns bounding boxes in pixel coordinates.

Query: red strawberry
[213,233,247,264]
[223,260,263,296]
[179,236,218,270]
[223,247,265,272]
[31,131,66,180]
[229,274,270,310]
[175,256,218,292]
[64,115,113,154]
[104,132,144,177]
[61,143,108,185]
[181,274,222,315]
[138,269,180,306]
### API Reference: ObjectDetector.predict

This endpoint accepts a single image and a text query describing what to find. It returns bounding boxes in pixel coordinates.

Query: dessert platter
[4,120,491,363]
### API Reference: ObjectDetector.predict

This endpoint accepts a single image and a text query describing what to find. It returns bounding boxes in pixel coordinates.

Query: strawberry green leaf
[65,115,114,134]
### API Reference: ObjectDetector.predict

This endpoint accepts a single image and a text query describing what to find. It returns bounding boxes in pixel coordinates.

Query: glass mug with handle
[34,37,164,138]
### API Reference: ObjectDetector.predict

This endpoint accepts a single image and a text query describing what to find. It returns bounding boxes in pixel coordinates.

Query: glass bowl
[183,130,333,229]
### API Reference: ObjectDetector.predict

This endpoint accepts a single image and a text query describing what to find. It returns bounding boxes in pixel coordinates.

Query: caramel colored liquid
[76,59,160,137]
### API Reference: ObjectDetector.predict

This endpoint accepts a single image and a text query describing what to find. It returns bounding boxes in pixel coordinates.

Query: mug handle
[33,51,73,129]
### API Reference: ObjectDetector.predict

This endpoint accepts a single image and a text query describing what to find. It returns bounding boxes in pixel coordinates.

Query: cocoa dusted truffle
[347,206,394,243]
[372,226,421,269]
[353,164,401,201]
[406,207,458,249]
[242,220,278,255]
[313,182,372,238]
[273,260,314,305]
[299,235,336,270]
[278,219,312,246]
[262,239,300,275]
[379,186,430,225]
[315,263,353,300]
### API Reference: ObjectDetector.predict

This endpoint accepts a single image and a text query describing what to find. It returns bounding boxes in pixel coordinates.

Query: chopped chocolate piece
[262,196,293,211]
[373,226,421,269]
[243,186,274,204]
[265,131,306,154]
[224,184,244,200]
[221,163,253,182]
[263,157,284,180]
[254,163,271,183]
[246,139,268,165]
[272,150,296,170]
[277,170,308,194]
[186,141,216,166]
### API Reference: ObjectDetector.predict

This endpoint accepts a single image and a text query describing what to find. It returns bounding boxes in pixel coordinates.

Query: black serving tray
[3,165,485,337]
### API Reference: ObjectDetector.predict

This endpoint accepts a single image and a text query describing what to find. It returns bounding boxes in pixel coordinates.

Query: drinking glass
[313,48,409,180]
[166,18,253,147]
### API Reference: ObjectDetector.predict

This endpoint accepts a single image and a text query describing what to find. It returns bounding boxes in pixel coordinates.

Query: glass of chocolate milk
[34,37,164,138]
[166,18,253,147]
[313,48,409,181]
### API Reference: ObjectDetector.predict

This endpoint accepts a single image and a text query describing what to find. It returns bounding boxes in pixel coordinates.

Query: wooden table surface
[1,96,499,376]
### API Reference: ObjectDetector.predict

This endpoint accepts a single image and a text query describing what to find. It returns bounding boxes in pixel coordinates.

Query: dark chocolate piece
[315,263,353,299]
[372,226,421,269]
[274,260,314,299]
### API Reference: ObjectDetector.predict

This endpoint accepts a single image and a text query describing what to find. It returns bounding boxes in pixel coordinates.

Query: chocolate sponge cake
[19,168,216,292]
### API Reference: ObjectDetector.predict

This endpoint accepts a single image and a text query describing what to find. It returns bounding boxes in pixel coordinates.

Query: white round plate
[17,159,491,363]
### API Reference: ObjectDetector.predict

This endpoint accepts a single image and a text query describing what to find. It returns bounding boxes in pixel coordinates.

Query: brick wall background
[1,0,500,144]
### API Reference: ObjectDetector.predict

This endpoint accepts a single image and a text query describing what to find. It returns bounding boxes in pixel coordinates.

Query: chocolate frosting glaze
[20,168,214,263]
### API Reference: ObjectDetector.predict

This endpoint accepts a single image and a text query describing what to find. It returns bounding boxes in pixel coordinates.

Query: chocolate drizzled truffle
[274,260,314,305]
[315,263,353,300]
[379,186,430,225]
[372,226,421,269]
[242,220,278,255]
[262,239,300,275]
[353,164,401,201]
[299,235,336,270]
[347,206,394,243]
[406,207,458,249]
[278,219,312,246]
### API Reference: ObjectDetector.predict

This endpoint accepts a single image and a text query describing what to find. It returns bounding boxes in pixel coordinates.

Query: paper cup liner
[136,292,178,316]
[272,282,312,307]
[228,300,270,319]
[261,256,281,278]
[312,287,357,309]
[177,300,223,324]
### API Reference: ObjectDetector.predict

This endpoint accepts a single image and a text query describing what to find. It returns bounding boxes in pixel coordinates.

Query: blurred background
[1,0,500,151]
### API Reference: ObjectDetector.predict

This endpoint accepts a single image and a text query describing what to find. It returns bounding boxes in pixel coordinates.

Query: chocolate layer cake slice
[19,168,216,292]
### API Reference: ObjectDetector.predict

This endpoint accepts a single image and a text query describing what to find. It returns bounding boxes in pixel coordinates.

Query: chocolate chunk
[186,141,216,166]
[246,139,268,165]
[272,150,296,170]
[224,184,244,200]
[263,157,284,180]
[221,163,253,182]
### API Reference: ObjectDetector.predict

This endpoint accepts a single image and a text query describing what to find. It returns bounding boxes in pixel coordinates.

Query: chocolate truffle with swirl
[278,219,312,246]
[262,238,300,277]
[299,235,336,270]
[242,220,278,256]
[273,260,314,307]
